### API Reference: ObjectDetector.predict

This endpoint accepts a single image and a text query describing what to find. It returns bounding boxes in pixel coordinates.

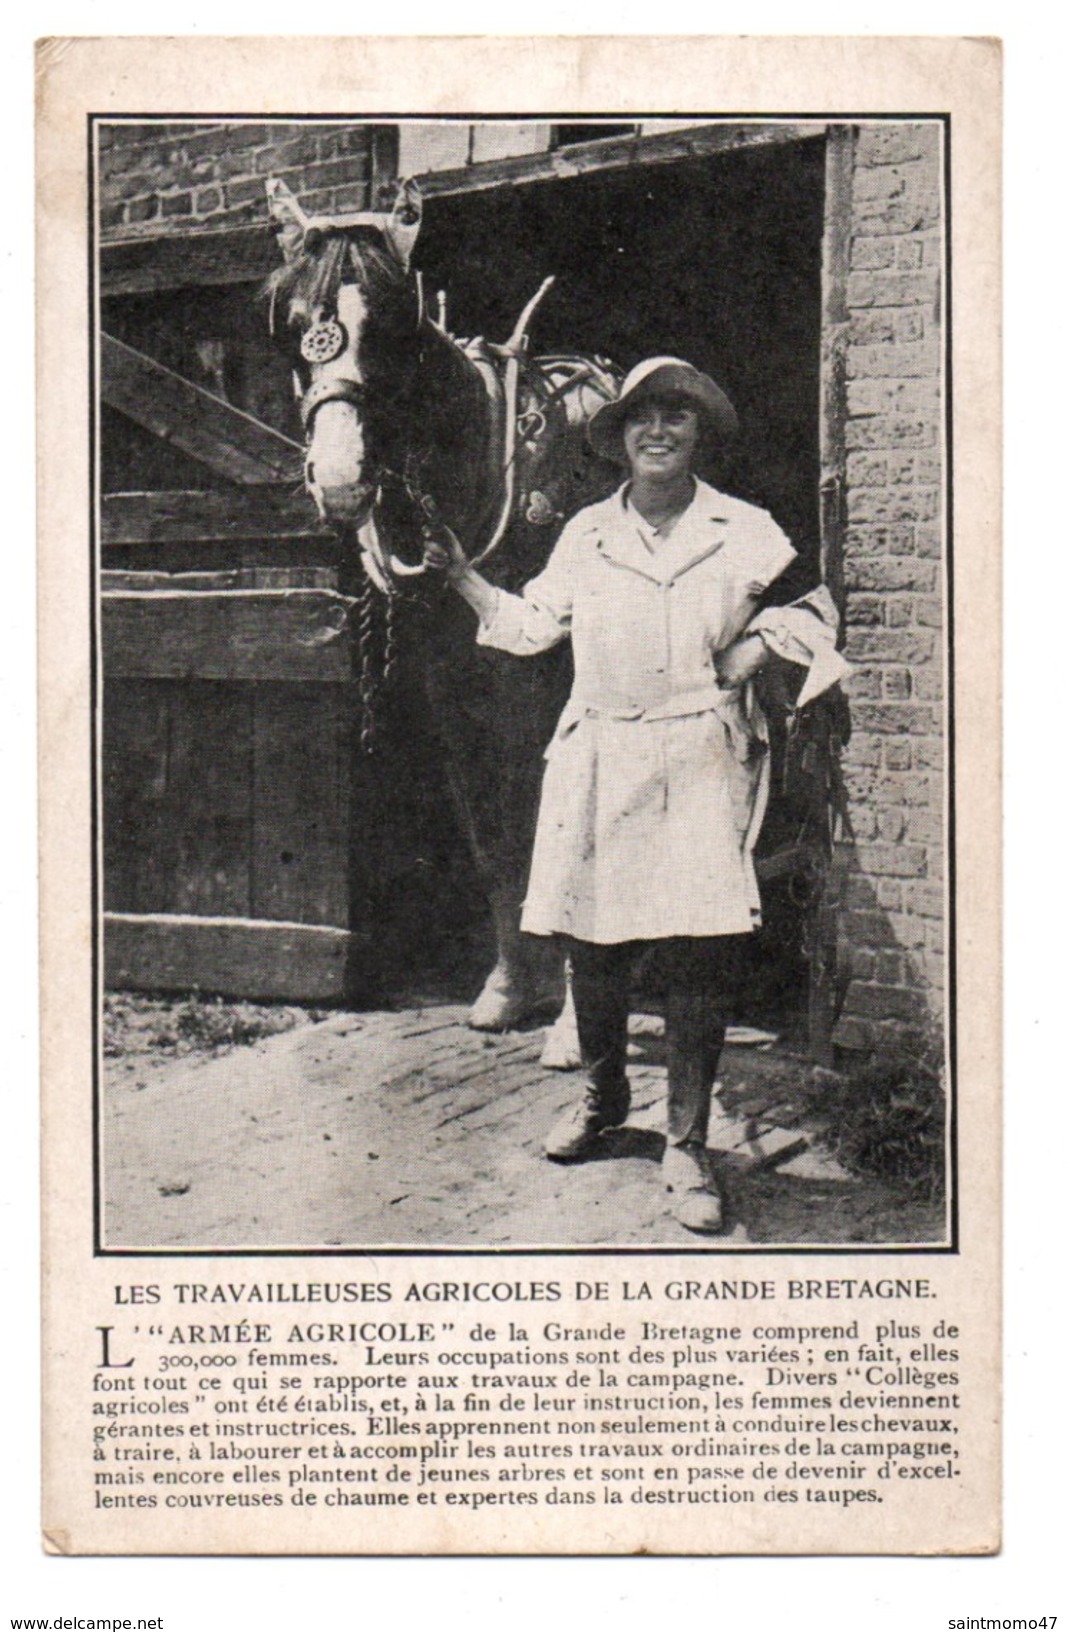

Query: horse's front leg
[468,887,566,1032]
[421,636,567,1033]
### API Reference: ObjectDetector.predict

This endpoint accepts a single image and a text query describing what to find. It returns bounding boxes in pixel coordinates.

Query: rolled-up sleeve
[749,584,851,707]
[475,521,581,656]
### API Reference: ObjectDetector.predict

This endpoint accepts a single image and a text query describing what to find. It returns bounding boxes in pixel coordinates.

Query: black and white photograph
[95,114,951,1253]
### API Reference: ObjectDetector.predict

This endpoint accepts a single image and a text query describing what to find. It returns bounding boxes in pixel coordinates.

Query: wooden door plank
[100,333,305,486]
[103,678,253,917]
[101,223,280,297]
[104,912,354,1001]
[251,685,350,928]
[101,567,338,593]
[102,680,174,913]
[165,682,254,917]
[102,588,353,682]
[101,490,327,547]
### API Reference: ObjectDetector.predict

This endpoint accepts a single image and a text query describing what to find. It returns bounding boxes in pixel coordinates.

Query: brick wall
[835,123,945,1055]
[98,121,377,240]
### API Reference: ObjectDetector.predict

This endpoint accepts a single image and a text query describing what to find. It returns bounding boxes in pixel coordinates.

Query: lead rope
[357,573,381,753]
[383,583,398,689]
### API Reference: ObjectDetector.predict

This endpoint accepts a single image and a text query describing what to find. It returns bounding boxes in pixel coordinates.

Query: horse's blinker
[300,316,347,365]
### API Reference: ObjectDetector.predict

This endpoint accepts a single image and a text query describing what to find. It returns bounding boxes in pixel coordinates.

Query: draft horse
[266,177,620,1044]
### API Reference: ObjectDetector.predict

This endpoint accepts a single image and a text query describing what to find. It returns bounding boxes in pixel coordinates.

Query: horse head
[265,177,427,587]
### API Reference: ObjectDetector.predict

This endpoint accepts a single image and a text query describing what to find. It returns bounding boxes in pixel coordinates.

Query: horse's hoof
[468,980,562,1032]
[539,1014,581,1071]
[468,987,520,1031]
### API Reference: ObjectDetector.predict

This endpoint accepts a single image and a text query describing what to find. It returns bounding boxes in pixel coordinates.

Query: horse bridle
[299,372,368,432]
[297,264,427,432]
[296,300,445,589]
[299,327,427,434]
[299,350,439,590]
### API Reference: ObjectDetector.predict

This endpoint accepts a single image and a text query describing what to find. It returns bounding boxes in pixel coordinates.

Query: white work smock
[476,478,840,944]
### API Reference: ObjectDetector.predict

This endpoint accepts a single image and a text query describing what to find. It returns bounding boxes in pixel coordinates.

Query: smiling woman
[425,354,847,1234]
[624,398,702,485]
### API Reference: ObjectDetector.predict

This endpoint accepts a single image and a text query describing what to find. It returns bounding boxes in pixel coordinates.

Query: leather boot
[544,939,632,1161]
[662,1141,724,1233]
[543,1069,631,1161]
[663,992,725,1226]
[660,938,735,1232]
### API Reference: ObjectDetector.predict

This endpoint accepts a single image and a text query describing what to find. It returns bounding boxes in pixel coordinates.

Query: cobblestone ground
[103,1003,944,1250]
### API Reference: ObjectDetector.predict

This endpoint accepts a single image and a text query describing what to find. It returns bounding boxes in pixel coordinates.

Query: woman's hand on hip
[715,632,768,689]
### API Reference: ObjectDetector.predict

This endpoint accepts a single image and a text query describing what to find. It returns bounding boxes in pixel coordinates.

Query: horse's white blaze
[334,284,369,382]
[305,401,372,524]
[305,283,373,519]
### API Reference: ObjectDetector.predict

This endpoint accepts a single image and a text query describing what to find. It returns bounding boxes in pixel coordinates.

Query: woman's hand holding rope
[422,522,499,622]
[421,520,469,579]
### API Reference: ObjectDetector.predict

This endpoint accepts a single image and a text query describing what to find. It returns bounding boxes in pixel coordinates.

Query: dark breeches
[566,935,747,1144]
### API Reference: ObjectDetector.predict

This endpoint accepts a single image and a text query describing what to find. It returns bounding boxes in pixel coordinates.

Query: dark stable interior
[102,133,828,1029]
[386,135,829,1025]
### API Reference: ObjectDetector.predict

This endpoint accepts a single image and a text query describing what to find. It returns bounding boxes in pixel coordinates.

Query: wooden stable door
[98,293,363,1000]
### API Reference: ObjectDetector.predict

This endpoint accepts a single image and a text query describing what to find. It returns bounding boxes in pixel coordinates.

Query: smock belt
[551,682,765,762]
[548,585,851,753]
[556,681,770,872]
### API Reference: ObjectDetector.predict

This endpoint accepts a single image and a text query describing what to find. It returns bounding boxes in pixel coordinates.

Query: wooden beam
[251,688,350,926]
[103,588,353,682]
[818,123,856,601]
[100,334,305,486]
[104,912,356,1001]
[101,567,338,591]
[370,125,399,209]
[418,120,828,199]
[98,122,829,298]
[101,223,280,297]
[809,122,857,1067]
[101,489,328,547]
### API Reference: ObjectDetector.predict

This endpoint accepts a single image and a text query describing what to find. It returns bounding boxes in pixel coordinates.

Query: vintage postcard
[38,35,1000,1553]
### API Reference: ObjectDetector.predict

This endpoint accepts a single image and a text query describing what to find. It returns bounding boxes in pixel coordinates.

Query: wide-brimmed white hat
[588,356,738,463]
